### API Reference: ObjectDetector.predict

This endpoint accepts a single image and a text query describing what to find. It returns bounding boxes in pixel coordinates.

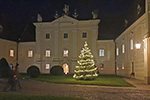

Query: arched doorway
[63,63,69,74]
[27,65,40,78]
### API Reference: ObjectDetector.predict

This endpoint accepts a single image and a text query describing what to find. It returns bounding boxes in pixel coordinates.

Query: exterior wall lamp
[135,43,141,49]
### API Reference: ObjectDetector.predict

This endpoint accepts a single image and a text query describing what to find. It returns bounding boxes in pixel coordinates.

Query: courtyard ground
[0,78,150,100]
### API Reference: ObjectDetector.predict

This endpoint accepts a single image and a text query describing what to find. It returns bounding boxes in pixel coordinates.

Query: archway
[63,63,69,74]
[27,65,40,78]
[0,58,10,77]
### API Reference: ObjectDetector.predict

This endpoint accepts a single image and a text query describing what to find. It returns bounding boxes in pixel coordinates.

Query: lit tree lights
[73,41,98,80]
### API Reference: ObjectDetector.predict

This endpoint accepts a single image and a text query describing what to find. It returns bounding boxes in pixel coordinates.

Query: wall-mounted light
[135,43,141,50]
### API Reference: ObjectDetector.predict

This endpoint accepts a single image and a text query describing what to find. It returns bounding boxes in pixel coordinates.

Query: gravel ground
[0,78,150,100]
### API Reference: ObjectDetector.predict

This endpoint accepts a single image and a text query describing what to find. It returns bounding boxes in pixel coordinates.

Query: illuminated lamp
[135,43,141,50]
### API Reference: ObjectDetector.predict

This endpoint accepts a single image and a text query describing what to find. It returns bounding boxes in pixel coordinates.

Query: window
[82,32,87,38]
[117,66,119,70]
[10,50,14,57]
[116,48,119,56]
[131,39,133,50]
[28,50,33,57]
[122,44,125,53]
[64,33,68,38]
[122,63,125,70]
[46,50,50,57]
[63,64,69,74]
[45,64,50,70]
[99,64,104,70]
[99,49,104,57]
[64,50,68,57]
[46,33,50,39]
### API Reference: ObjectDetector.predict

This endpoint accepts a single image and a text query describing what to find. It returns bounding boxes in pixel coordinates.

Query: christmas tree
[73,41,98,80]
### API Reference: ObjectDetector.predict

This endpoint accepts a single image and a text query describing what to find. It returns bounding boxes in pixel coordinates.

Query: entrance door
[131,62,134,73]
[63,64,69,74]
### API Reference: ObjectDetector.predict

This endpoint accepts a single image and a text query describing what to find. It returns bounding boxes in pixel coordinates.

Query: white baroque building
[1,1,150,84]
[18,15,115,75]
[115,0,150,84]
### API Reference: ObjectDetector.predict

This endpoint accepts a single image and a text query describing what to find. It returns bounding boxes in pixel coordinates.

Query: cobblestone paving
[0,78,150,100]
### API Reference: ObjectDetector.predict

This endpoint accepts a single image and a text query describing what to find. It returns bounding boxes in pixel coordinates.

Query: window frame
[122,44,125,53]
[45,64,50,70]
[82,32,87,38]
[63,49,69,57]
[131,39,134,50]
[10,49,14,57]
[116,48,119,56]
[28,50,33,58]
[64,33,68,39]
[99,49,105,57]
[45,50,51,57]
[46,33,50,39]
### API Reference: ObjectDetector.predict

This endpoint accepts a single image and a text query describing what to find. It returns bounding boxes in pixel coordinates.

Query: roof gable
[51,15,78,24]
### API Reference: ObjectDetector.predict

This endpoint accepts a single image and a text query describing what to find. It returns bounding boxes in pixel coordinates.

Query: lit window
[131,39,133,50]
[63,64,69,74]
[10,50,14,57]
[45,64,50,70]
[46,50,50,57]
[82,32,87,38]
[64,50,68,57]
[122,64,125,70]
[28,50,33,57]
[46,34,50,39]
[122,44,125,53]
[99,49,104,57]
[64,33,68,38]
[117,67,119,70]
[116,48,119,56]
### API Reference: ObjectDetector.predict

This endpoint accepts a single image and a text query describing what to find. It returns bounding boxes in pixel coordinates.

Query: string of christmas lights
[73,41,98,80]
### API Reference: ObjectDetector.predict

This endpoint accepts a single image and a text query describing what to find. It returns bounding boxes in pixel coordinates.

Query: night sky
[0,0,145,41]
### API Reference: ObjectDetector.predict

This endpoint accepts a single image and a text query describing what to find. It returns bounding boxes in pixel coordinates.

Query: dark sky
[0,0,145,41]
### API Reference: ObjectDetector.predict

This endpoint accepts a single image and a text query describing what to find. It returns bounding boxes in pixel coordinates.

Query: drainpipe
[114,40,117,75]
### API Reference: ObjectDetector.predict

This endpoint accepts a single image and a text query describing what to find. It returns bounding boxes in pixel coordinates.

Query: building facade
[18,15,115,74]
[0,38,17,66]
[1,1,150,84]
[115,0,150,84]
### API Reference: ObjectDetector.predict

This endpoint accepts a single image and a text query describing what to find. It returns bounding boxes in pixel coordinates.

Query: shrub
[0,58,10,78]
[50,66,64,76]
[27,66,40,78]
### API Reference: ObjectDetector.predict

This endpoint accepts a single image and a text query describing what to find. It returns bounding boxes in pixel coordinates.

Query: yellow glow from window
[28,50,33,57]
[10,50,14,57]
[117,67,119,70]
[64,50,68,57]
[63,64,69,74]
[46,50,50,57]
[45,64,50,70]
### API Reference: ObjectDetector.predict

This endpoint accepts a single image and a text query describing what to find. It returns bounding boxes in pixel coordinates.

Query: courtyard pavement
[0,78,150,100]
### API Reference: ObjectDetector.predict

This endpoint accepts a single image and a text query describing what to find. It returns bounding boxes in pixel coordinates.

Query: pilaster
[143,37,150,84]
